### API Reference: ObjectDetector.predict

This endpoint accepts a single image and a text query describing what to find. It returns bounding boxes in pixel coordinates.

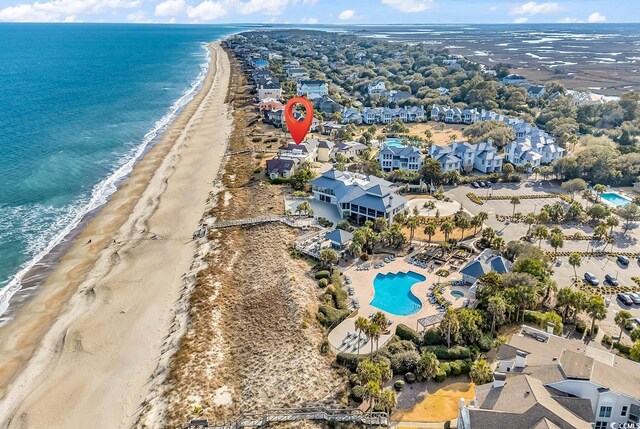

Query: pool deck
[600,191,633,208]
[329,254,470,354]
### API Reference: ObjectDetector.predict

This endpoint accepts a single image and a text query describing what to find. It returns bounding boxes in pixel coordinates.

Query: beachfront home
[500,74,528,86]
[431,105,480,124]
[266,158,298,179]
[258,99,284,112]
[378,144,424,173]
[341,107,363,124]
[286,67,310,81]
[504,133,565,168]
[314,95,343,114]
[325,229,353,250]
[459,249,511,285]
[310,169,407,224]
[317,140,335,162]
[387,89,411,103]
[430,140,504,174]
[332,141,367,160]
[297,80,329,99]
[459,325,640,429]
[257,79,282,101]
[279,140,319,163]
[368,80,386,96]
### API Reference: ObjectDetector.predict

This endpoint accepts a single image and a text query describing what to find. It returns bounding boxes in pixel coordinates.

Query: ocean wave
[0,43,212,317]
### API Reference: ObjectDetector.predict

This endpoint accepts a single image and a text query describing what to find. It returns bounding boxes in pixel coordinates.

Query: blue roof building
[459,249,512,285]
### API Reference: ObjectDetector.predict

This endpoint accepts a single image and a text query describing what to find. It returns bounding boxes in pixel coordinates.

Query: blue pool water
[385,138,414,147]
[601,192,632,207]
[451,290,465,298]
[370,271,424,316]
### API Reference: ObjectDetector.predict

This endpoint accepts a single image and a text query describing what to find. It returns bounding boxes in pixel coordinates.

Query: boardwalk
[207,216,315,230]
[184,407,389,428]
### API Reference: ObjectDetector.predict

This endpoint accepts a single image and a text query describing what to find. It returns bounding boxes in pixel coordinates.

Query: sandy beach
[0,42,232,428]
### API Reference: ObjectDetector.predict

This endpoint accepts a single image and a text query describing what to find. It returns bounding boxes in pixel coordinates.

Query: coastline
[0,41,232,428]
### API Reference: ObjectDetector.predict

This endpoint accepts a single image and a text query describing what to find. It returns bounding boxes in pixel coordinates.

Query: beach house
[310,169,407,224]
[314,95,343,114]
[367,80,386,96]
[504,132,565,168]
[266,158,298,179]
[527,85,547,100]
[430,140,504,174]
[459,249,512,285]
[279,140,319,163]
[286,67,310,81]
[500,74,528,86]
[256,79,282,101]
[296,80,329,99]
[430,105,480,124]
[378,144,424,173]
[459,325,640,429]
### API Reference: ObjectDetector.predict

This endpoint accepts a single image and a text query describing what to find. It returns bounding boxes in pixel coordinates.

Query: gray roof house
[310,169,407,224]
[501,74,528,85]
[314,95,343,114]
[266,158,298,179]
[460,324,640,429]
[325,229,353,250]
[430,140,504,174]
[378,144,424,173]
[459,249,512,284]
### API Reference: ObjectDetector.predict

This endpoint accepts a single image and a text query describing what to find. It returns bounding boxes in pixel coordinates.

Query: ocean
[0,23,243,318]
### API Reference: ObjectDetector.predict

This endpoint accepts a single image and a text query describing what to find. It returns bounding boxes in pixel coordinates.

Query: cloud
[187,0,227,21]
[300,16,317,24]
[587,12,606,23]
[510,1,561,16]
[558,17,579,23]
[236,0,295,15]
[127,10,147,21]
[0,0,140,22]
[155,0,185,16]
[513,17,529,23]
[381,0,433,13]
[339,9,355,20]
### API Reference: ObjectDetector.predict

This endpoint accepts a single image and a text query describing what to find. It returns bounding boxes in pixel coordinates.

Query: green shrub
[575,321,587,334]
[404,372,416,383]
[349,373,361,387]
[524,310,545,327]
[602,335,613,346]
[396,324,421,345]
[444,421,451,429]
[478,334,493,352]
[423,328,445,346]
[316,305,349,328]
[318,217,334,228]
[423,345,471,360]
[586,324,599,337]
[613,342,631,356]
[390,351,420,374]
[315,270,330,279]
[318,278,328,288]
[439,362,451,376]
[270,177,289,185]
[384,340,417,356]
[394,380,405,391]
[449,360,462,376]
[336,352,365,371]
[351,385,364,402]
[434,367,447,383]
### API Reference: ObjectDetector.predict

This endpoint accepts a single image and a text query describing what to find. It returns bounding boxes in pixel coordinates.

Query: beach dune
[0,42,231,428]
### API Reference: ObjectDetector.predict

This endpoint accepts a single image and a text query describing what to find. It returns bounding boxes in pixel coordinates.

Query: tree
[355,317,369,357]
[378,388,398,415]
[568,253,582,281]
[502,163,514,177]
[556,287,574,322]
[510,196,521,216]
[368,323,382,355]
[571,290,588,323]
[362,381,381,413]
[438,308,460,348]
[406,216,421,245]
[524,213,537,235]
[416,351,439,381]
[615,310,633,345]
[456,216,471,240]
[295,201,311,216]
[532,224,549,248]
[440,219,455,242]
[593,183,607,202]
[487,295,507,333]
[435,269,450,285]
[470,359,493,385]
[631,341,640,363]
[423,221,436,244]
[594,224,608,241]
[619,203,640,233]
[476,212,488,232]
[587,204,610,222]
[561,178,588,201]
[457,308,483,345]
[586,295,607,337]
[549,233,564,256]
[319,248,339,267]
[631,328,640,343]
[606,215,619,234]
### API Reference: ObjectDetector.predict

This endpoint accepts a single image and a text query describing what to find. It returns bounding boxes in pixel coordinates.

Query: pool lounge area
[600,191,632,207]
[370,271,424,316]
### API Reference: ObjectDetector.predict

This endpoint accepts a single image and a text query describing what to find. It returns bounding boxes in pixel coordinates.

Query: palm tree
[487,295,507,334]
[354,317,369,357]
[615,310,633,346]
[476,212,488,232]
[371,311,388,353]
[586,295,607,337]
[533,224,549,248]
[582,189,593,209]
[470,359,493,385]
[456,216,471,240]
[556,287,574,322]
[378,388,398,415]
[532,166,541,180]
[438,308,459,348]
[435,268,450,285]
[416,351,440,381]
[440,219,455,242]
[423,221,436,244]
[571,290,588,323]
[510,197,521,216]
[363,381,381,416]
[524,213,537,235]
[606,215,619,234]
[550,233,564,256]
[568,252,582,281]
[368,323,381,355]
[492,237,505,251]
[593,184,607,203]
[406,216,421,246]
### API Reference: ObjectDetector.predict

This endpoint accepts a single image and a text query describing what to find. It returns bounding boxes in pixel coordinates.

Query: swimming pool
[370,271,424,316]
[451,290,465,299]
[385,138,414,147]
[600,192,632,207]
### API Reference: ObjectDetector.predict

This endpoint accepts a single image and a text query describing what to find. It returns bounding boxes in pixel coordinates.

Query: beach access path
[0,42,232,428]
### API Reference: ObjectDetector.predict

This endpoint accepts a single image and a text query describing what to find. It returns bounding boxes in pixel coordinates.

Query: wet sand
[0,42,232,428]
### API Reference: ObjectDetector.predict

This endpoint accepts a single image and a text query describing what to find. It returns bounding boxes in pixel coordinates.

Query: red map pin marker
[284,96,314,145]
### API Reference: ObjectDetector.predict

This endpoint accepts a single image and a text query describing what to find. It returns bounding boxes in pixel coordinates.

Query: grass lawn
[393,382,475,423]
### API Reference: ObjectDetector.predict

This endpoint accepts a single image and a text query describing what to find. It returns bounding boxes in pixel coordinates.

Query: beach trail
[0,42,231,428]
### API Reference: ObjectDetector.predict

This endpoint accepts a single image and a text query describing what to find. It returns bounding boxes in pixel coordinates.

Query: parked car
[471,182,480,188]
[617,293,633,306]
[617,255,630,266]
[478,181,486,188]
[605,274,619,286]
[584,272,599,286]
[628,292,640,305]
[484,181,492,188]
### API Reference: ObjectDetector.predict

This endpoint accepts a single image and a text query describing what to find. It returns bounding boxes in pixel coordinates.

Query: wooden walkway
[208,216,314,230]
[184,407,389,428]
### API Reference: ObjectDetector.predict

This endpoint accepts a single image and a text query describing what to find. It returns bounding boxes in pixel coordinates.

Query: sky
[0,0,638,25]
